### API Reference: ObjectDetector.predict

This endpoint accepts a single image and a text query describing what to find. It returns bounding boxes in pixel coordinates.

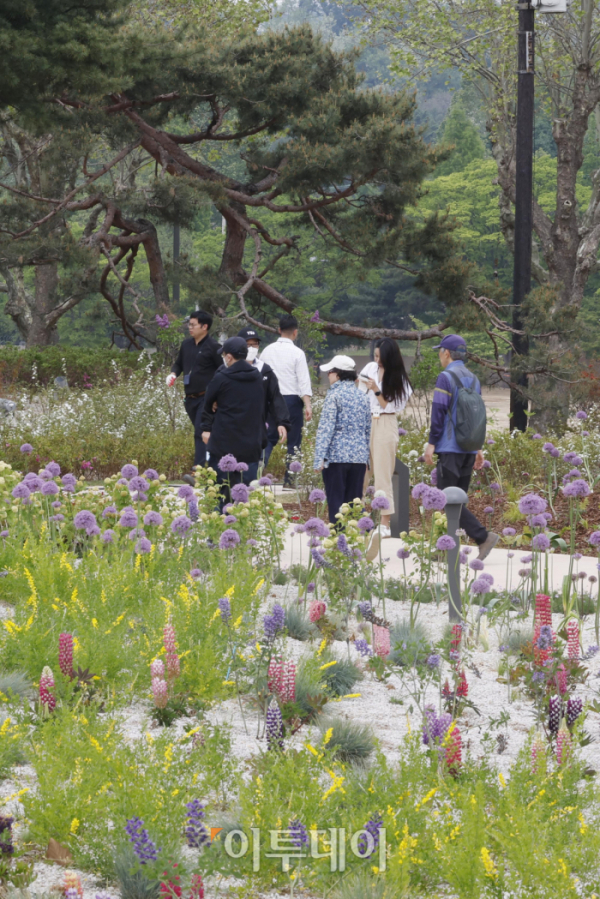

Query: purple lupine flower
[357,516,374,533]
[337,533,353,558]
[121,464,138,479]
[426,653,441,669]
[471,577,491,595]
[304,517,330,537]
[172,515,193,536]
[397,548,410,560]
[20,443,33,454]
[584,644,599,659]
[563,479,591,497]
[412,483,429,501]
[12,483,30,500]
[101,530,116,544]
[41,481,59,496]
[185,800,209,849]
[371,495,390,511]
[264,604,285,640]
[143,511,163,526]
[311,547,331,569]
[266,699,284,750]
[422,706,452,746]
[218,454,238,472]
[135,538,152,554]
[219,528,240,550]
[436,536,456,551]
[218,596,231,623]
[354,638,373,658]
[231,483,250,504]
[566,698,582,728]
[289,461,303,474]
[357,812,383,858]
[422,487,447,511]
[536,625,553,651]
[532,533,551,551]
[357,600,372,618]
[309,489,326,504]
[518,493,547,515]
[74,510,97,531]
[178,485,195,501]
[548,695,562,734]
[288,819,309,849]
[125,817,160,864]
[119,508,138,528]
[143,469,159,481]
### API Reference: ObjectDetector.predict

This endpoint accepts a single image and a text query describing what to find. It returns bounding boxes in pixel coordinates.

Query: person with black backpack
[424,334,499,561]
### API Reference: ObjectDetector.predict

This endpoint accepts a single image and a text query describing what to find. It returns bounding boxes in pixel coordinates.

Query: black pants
[184,395,207,467]
[436,453,487,545]
[264,395,304,481]
[322,462,366,524]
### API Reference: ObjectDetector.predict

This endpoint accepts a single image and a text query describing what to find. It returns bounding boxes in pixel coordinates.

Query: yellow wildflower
[70,818,80,834]
[480,847,497,880]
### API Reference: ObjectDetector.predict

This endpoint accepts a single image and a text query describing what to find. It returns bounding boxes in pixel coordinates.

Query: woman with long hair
[360,338,412,539]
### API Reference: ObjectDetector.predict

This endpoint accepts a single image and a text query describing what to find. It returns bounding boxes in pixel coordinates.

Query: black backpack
[446,368,487,452]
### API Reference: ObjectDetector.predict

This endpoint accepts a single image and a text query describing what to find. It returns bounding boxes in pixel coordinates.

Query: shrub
[284,604,313,641]
[389,619,431,667]
[333,872,395,899]
[0,346,155,390]
[318,716,375,765]
[319,652,362,696]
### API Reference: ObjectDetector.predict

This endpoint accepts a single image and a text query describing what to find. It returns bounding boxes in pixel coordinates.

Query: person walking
[423,334,498,560]
[167,310,222,474]
[259,314,312,485]
[360,338,412,539]
[200,337,264,504]
[313,355,371,524]
[237,326,290,483]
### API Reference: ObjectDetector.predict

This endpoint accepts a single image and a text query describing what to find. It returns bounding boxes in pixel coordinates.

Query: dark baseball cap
[221,336,248,358]
[432,334,467,351]
[237,327,261,342]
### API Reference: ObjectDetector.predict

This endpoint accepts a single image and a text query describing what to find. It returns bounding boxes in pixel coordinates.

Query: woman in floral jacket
[313,354,371,523]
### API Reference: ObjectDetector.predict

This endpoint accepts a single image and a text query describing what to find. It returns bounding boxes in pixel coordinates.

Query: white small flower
[374,489,387,497]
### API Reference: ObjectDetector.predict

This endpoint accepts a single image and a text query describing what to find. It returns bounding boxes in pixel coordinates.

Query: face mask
[246,346,259,362]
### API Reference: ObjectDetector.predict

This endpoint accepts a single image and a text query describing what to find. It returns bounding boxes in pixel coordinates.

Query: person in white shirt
[359,338,412,537]
[260,314,313,485]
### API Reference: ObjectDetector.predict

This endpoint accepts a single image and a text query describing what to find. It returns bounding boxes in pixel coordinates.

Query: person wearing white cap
[313,355,371,524]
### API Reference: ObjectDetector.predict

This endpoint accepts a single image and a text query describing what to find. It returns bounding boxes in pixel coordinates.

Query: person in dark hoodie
[237,326,290,483]
[200,336,264,502]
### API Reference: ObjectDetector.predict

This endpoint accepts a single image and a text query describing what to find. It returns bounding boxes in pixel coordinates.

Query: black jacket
[171,334,222,396]
[256,360,291,446]
[200,361,265,463]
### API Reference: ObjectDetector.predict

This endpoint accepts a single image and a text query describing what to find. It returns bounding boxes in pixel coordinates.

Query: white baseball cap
[320,354,356,373]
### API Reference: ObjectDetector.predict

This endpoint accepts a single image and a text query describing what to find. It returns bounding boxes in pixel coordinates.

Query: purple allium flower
[479,573,494,585]
[143,511,163,526]
[289,461,303,474]
[589,531,600,547]
[20,443,33,454]
[74,510,97,531]
[264,603,285,640]
[219,528,240,550]
[371,495,390,511]
[307,581,315,593]
[576,410,588,420]
[171,515,193,536]
[583,430,590,437]
[529,514,547,528]
[531,433,542,439]
[258,476,272,486]
[218,596,231,623]
[190,568,202,579]
[309,488,326,504]
[12,483,30,500]
[436,535,456,552]
[128,527,146,540]
[518,493,547,515]
[117,478,128,487]
[482,460,492,469]
[518,568,532,578]
[86,525,100,537]
[573,552,582,561]
[304,517,330,537]
[49,514,65,523]
[224,515,237,525]
[483,506,494,515]
[24,473,43,490]
[119,509,138,528]
[459,550,468,565]
[532,533,551,551]
[45,461,61,477]
[288,819,309,849]
[357,516,374,533]
[231,483,250,504]
[366,486,376,496]
[236,462,249,473]
[422,487,447,511]
[398,427,408,436]
[51,500,61,509]
[490,482,501,492]
[121,464,138,479]
[354,638,373,658]
[135,537,152,554]
[426,653,441,669]
[357,812,383,858]
[143,469,159,481]
[397,548,410,560]
[502,527,516,537]
[548,695,562,735]
[564,451,583,465]
[41,481,59,496]
[411,483,429,501]
[39,469,53,481]
[218,454,238,472]
[469,559,484,571]
[266,699,284,750]
[521,554,533,564]
[246,537,258,547]
[471,577,491,595]
[102,505,117,519]
[430,469,438,486]
[178,485,195,502]
[125,816,160,864]
[542,442,555,453]
[185,799,209,849]
[101,530,116,544]
[128,476,149,494]
[293,523,305,534]
[563,479,592,498]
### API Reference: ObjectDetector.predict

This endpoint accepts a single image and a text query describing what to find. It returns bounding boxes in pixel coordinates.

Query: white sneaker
[379,525,391,539]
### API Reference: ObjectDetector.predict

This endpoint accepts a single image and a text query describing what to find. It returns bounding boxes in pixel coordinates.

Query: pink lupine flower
[281,661,296,703]
[531,731,545,775]
[268,658,296,702]
[163,620,180,685]
[445,725,462,773]
[373,625,391,658]
[535,593,552,627]
[58,632,74,679]
[567,619,579,659]
[556,663,568,695]
[166,652,180,682]
[309,600,326,623]
[163,621,177,653]
[150,658,165,679]
[39,666,56,712]
[152,677,168,709]
[62,871,83,898]
[556,720,572,766]
[268,657,283,696]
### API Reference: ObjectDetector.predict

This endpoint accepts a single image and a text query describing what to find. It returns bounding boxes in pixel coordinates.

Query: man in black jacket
[237,326,291,483]
[200,337,265,501]
[167,310,222,470]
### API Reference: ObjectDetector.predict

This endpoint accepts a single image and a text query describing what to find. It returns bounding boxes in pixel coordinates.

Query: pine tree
[435,101,485,177]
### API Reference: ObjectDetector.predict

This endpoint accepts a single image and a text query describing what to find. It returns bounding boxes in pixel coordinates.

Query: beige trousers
[364,414,398,515]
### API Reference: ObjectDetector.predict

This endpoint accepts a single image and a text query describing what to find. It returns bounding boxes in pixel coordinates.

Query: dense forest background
[1,0,599,365]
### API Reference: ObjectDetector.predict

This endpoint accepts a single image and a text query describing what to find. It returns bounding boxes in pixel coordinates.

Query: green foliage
[114,849,160,899]
[319,652,362,696]
[319,716,375,764]
[389,619,431,667]
[333,872,396,899]
[284,603,313,641]
[435,99,485,177]
[0,346,152,390]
